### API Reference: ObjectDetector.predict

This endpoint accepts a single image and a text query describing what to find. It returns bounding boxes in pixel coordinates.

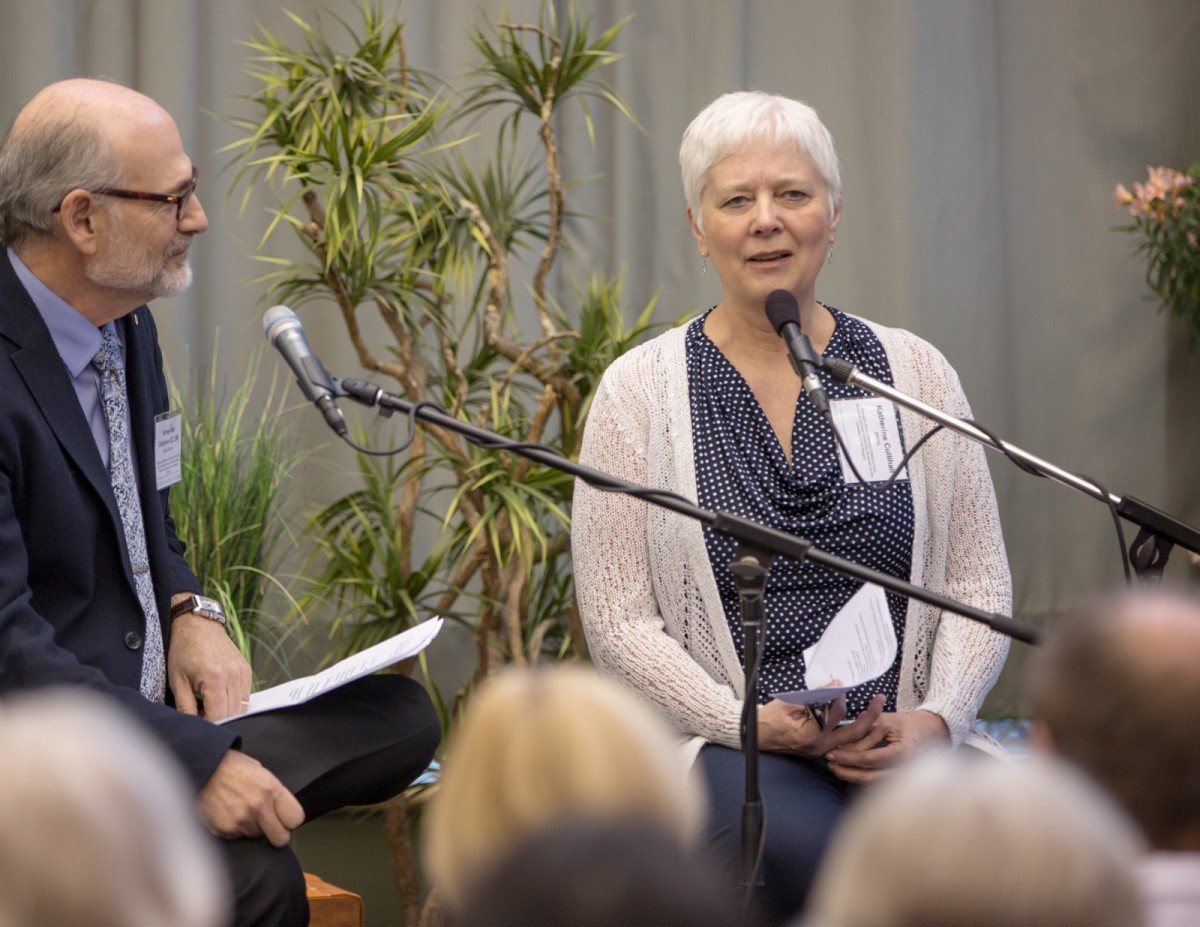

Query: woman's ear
[687,207,707,256]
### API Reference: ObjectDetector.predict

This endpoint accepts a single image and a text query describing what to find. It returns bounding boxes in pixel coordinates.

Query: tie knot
[93,325,123,376]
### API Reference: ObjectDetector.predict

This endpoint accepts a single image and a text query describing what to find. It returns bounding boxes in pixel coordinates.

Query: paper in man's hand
[217,617,443,724]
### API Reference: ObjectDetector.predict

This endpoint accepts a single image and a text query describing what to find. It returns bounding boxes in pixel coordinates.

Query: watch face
[176,595,226,625]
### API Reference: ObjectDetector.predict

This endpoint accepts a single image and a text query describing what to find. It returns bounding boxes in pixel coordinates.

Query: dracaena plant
[226,3,659,919]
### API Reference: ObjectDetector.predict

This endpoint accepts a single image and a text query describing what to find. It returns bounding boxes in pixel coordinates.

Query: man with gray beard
[0,79,439,927]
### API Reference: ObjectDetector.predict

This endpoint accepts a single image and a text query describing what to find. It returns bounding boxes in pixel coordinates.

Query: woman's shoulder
[598,317,694,390]
[847,313,952,369]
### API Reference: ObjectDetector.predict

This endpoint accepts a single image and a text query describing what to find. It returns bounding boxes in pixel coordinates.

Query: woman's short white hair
[679,91,842,225]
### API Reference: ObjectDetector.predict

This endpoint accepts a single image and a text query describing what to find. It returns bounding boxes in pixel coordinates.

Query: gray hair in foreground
[679,90,842,227]
[0,689,229,927]
[803,752,1145,927]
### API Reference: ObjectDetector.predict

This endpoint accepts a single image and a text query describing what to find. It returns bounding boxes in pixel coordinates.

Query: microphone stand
[821,358,1200,583]
[333,375,1041,920]
[729,545,771,902]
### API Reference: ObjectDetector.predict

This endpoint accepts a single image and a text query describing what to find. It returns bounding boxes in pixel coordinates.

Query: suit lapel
[0,255,120,528]
[122,309,164,516]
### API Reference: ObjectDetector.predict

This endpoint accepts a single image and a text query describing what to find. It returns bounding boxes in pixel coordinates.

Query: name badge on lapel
[154,411,183,490]
[830,397,908,485]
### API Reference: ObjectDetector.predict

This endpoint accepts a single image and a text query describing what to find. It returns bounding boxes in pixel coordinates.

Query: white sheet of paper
[216,616,443,724]
[830,397,908,484]
[772,584,896,706]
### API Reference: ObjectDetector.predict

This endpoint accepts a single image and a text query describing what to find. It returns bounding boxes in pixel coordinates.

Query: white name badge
[830,397,908,485]
[154,412,183,490]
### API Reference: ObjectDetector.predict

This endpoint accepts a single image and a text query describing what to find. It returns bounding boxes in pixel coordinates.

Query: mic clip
[336,377,391,416]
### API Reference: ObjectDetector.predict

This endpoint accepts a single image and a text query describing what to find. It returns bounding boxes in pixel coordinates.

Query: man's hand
[758,693,886,758]
[824,709,951,784]
[168,608,251,721]
[198,750,305,847]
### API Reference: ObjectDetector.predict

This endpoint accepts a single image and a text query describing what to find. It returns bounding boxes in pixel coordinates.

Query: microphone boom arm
[337,377,1040,645]
[821,357,1200,570]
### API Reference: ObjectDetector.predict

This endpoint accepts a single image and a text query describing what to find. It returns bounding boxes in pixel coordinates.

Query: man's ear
[55,190,101,257]
[1028,720,1056,756]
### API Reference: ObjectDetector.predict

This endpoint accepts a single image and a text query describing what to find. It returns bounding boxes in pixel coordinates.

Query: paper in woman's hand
[216,617,443,724]
[772,584,896,706]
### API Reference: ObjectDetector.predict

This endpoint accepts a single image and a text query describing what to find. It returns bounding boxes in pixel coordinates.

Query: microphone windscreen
[764,289,800,334]
[262,305,298,343]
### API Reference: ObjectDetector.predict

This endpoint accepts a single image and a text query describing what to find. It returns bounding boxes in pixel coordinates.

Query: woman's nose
[750,195,781,233]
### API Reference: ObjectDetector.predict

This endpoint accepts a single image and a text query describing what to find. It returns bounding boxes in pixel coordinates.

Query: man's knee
[220,837,309,927]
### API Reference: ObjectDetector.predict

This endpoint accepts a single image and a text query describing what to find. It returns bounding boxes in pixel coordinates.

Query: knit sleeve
[571,351,743,748]
[899,333,1012,743]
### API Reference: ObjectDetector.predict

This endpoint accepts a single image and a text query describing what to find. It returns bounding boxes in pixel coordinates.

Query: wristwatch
[169,594,228,627]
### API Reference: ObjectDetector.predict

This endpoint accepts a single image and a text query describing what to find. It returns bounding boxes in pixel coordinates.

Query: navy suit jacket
[0,246,235,789]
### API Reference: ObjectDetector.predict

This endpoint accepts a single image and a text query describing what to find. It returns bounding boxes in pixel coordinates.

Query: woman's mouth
[748,251,790,264]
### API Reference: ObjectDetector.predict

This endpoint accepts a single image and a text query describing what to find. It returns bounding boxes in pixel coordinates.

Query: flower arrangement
[1114,163,1200,340]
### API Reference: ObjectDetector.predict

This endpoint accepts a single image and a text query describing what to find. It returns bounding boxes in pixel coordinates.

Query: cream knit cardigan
[572,316,1013,761]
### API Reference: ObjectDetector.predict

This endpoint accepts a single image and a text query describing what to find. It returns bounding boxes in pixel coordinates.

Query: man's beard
[87,209,193,299]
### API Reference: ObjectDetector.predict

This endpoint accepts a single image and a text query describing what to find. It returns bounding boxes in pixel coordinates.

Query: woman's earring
[826,245,834,265]
[701,256,708,275]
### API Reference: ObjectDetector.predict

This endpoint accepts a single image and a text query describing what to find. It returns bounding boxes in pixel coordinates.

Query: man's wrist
[169,594,227,627]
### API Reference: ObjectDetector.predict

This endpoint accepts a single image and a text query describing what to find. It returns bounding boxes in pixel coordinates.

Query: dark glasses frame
[54,166,199,221]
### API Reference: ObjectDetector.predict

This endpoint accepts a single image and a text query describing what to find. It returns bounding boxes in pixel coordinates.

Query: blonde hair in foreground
[0,689,228,927]
[423,664,704,908]
[804,753,1145,927]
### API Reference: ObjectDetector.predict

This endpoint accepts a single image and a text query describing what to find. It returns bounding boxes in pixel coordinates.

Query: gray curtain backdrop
[3,0,1199,707]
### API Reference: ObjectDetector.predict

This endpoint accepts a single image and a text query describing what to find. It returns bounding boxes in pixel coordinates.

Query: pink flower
[1119,166,1196,220]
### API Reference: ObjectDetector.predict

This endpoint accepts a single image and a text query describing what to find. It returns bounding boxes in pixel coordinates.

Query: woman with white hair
[572,90,1011,922]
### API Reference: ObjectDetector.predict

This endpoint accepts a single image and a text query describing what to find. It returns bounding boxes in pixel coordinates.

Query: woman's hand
[758,693,886,758]
[824,709,950,784]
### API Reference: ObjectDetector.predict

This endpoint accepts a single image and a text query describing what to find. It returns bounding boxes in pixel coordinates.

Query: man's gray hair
[0,111,123,250]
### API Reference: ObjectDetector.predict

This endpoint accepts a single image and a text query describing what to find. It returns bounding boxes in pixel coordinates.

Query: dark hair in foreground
[1028,583,1200,849]
[451,817,749,927]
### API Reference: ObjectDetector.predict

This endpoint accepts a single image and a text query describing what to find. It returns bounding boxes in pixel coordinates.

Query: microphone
[262,306,348,437]
[764,289,830,417]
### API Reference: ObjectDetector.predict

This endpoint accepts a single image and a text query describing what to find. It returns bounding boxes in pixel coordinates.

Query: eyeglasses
[54,166,199,222]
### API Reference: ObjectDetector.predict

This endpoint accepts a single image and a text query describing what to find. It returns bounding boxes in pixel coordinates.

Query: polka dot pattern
[686,306,914,714]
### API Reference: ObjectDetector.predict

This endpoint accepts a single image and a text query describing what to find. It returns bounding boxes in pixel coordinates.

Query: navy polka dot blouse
[687,306,915,715]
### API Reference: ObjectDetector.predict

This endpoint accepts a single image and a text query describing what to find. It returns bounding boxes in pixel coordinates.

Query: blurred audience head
[453,816,744,927]
[802,752,1144,927]
[0,689,228,927]
[1028,583,1200,850]
[422,663,704,910]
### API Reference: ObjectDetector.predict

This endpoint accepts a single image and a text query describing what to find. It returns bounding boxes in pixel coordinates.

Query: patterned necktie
[94,325,166,703]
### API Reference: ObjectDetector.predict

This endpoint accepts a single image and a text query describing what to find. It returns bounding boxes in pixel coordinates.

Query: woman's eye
[781,189,810,203]
[723,195,750,208]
